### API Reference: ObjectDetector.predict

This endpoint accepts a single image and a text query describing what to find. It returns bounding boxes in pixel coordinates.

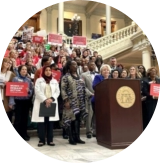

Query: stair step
[27,128,87,137]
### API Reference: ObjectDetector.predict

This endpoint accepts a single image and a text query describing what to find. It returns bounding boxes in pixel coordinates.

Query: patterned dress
[61,73,88,128]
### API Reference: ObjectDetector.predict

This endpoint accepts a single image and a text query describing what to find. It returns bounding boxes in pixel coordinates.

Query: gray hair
[100,64,111,74]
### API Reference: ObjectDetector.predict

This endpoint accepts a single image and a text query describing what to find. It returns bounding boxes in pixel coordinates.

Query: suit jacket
[110,66,122,73]
[81,71,95,97]
[92,74,111,103]
[77,66,83,77]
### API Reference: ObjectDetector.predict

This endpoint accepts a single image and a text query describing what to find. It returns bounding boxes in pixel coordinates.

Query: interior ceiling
[64,0,160,15]
[65,0,89,6]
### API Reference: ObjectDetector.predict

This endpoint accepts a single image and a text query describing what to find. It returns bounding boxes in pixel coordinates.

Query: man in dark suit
[109,57,122,73]
[81,61,98,138]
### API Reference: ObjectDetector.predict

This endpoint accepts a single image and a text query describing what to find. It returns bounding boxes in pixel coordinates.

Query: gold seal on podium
[116,86,136,108]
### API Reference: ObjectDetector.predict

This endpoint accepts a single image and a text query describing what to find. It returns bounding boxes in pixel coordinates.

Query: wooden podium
[94,79,143,149]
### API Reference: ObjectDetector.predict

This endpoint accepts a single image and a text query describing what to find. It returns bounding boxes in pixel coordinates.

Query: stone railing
[96,29,145,60]
[86,23,138,51]
[64,36,93,45]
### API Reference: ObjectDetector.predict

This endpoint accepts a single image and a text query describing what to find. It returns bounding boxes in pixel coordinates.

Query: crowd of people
[0,37,159,147]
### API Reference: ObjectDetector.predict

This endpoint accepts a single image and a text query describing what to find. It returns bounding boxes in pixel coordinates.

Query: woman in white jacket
[31,65,60,147]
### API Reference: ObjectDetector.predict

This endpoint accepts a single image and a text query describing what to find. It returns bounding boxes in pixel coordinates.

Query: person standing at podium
[92,64,111,137]
[81,61,98,138]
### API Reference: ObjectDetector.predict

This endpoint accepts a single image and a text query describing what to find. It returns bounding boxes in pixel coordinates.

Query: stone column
[86,13,91,39]
[58,2,64,34]
[106,5,111,35]
[46,6,53,34]
[142,48,151,70]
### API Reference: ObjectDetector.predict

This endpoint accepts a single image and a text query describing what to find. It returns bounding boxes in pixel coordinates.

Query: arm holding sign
[27,79,34,97]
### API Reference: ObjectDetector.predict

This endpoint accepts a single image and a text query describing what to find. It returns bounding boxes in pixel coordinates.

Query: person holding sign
[31,66,60,147]
[142,67,160,129]
[9,65,33,141]
[0,58,15,122]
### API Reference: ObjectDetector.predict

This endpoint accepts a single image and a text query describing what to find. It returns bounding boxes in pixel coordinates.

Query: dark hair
[90,56,96,60]
[95,57,103,66]
[41,56,50,67]
[137,65,147,77]
[110,57,116,61]
[50,63,57,68]
[111,69,121,78]
[88,60,95,66]
[146,67,158,77]
[120,68,128,78]
[117,64,124,69]
[18,65,27,74]
[65,60,72,73]
[93,51,98,54]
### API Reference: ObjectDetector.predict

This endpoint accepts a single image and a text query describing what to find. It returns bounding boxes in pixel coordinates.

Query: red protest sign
[72,36,86,47]
[52,70,61,83]
[48,34,62,45]
[6,82,28,96]
[32,36,43,43]
[150,83,160,97]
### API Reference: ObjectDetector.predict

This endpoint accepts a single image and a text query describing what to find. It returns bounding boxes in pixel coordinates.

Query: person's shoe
[92,134,96,137]
[87,135,92,139]
[69,139,77,145]
[47,142,55,146]
[38,142,45,147]
[67,125,77,145]
[63,135,68,139]
[75,135,85,144]
[25,134,30,139]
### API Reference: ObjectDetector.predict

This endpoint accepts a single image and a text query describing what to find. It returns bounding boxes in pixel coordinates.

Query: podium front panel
[95,79,143,149]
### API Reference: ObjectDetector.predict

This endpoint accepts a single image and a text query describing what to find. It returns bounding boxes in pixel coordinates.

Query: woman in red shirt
[15,51,21,66]
[31,49,39,65]
[4,44,13,57]
[19,45,31,58]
